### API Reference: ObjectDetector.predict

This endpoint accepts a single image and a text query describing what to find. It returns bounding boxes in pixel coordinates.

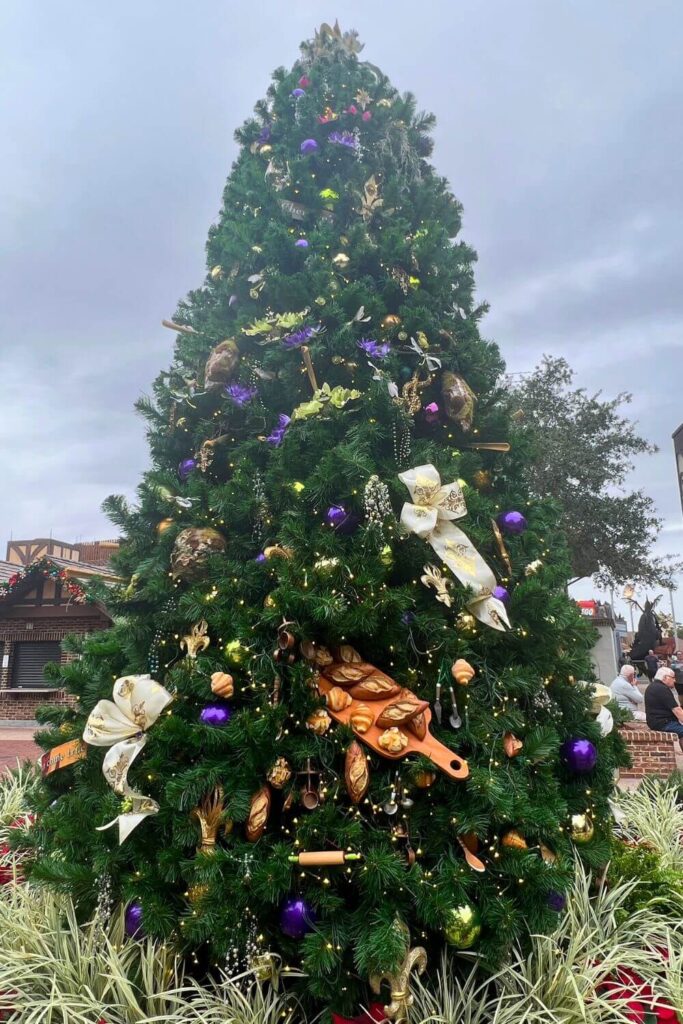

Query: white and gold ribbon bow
[83,674,172,843]
[398,464,510,631]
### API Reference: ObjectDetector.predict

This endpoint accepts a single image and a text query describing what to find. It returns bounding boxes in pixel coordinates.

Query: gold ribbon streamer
[398,464,510,631]
[83,674,173,843]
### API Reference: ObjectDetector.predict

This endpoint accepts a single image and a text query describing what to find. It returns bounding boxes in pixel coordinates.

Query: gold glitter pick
[191,786,225,854]
[490,519,512,576]
[464,442,511,452]
[180,620,211,660]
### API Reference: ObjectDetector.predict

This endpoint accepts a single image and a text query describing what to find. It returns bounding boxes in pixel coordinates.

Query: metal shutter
[11,642,61,688]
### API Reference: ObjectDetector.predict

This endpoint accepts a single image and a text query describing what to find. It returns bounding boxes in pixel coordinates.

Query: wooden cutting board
[317,673,469,781]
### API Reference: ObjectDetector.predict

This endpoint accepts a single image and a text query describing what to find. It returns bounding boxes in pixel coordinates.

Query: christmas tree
[27,22,625,1016]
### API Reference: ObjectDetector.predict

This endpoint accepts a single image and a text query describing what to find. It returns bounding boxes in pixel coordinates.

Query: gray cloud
[1,0,681,614]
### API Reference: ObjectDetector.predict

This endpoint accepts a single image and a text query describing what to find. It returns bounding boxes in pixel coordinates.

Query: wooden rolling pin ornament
[288,851,363,866]
[313,645,469,781]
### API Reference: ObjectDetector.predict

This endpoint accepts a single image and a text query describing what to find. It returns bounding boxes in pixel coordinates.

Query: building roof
[0,558,120,585]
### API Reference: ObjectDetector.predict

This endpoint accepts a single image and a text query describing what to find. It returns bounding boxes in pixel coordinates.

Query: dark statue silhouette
[630,596,664,660]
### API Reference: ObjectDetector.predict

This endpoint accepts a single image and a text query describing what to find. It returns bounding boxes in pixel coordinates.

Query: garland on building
[0,558,87,604]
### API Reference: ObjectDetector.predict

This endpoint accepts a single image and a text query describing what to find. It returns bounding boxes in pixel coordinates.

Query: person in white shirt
[610,664,646,721]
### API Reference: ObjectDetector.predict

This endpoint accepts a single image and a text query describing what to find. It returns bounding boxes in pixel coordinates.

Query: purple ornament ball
[325,505,359,535]
[300,138,319,155]
[547,891,567,912]
[291,88,306,98]
[424,401,440,424]
[492,585,510,606]
[199,702,232,728]
[178,458,197,482]
[124,901,144,939]
[561,737,598,774]
[497,510,527,535]
[401,611,417,626]
[280,897,317,939]
[295,238,309,248]
[255,552,267,564]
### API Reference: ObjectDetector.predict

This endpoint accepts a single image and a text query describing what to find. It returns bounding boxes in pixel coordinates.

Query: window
[10,642,61,689]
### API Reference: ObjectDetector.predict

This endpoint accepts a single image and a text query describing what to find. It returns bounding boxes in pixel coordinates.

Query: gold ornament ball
[224,640,249,666]
[263,593,278,610]
[314,556,340,575]
[414,770,436,789]
[156,517,175,535]
[209,265,223,281]
[379,544,394,567]
[443,903,482,949]
[381,314,402,330]
[472,470,492,491]
[291,481,306,494]
[59,722,72,736]
[570,813,594,845]
[188,883,210,905]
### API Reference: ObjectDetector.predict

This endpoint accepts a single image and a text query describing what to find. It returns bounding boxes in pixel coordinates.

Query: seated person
[644,666,683,746]
[610,664,646,721]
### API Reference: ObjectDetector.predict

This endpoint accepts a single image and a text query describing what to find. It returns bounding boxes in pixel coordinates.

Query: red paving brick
[0,731,42,771]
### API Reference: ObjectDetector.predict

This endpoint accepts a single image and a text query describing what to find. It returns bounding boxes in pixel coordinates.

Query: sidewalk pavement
[0,724,41,772]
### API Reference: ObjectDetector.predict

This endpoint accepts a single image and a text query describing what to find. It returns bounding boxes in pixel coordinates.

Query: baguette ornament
[246,786,271,843]
[345,740,370,804]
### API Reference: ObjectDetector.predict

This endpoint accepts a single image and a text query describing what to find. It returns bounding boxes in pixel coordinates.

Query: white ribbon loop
[83,674,172,843]
[398,464,510,632]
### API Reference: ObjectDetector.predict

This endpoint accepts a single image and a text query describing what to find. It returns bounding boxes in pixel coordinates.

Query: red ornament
[332,1004,387,1024]
[298,75,310,88]
[362,111,372,121]
[346,104,358,115]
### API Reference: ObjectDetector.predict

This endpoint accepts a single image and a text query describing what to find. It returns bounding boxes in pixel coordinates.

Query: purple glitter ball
[300,138,319,155]
[492,585,510,606]
[497,510,528,535]
[178,458,197,482]
[401,611,417,626]
[199,703,232,728]
[295,238,309,248]
[280,897,317,939]
[560,737,598,774]
[124,901,144,939]
[291,88,306,98]
[547,891,567,912]
[325,505,359,535]
[255,552,267,564]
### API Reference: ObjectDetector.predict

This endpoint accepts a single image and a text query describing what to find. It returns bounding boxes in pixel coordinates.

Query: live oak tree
[25,24,625,1016]
[510,356,677,589]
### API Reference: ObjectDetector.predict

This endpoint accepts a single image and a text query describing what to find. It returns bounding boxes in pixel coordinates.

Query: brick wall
[0,613,108,721]
[618,725,682,779]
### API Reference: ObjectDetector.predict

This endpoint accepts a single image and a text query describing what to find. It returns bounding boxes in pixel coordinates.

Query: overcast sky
[1,0,681,615]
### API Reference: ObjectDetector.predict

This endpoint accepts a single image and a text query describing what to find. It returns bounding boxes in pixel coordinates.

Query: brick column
[618,725,683,780]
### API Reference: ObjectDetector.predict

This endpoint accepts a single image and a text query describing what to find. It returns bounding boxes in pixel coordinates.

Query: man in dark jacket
[645,666,683,748]
[643,649,659,682]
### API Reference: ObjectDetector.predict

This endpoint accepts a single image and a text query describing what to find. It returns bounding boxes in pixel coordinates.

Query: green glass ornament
[224,639,249,666]
[443,903,482,948]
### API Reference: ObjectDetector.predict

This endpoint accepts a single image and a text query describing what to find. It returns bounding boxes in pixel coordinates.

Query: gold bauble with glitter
[263,593,278,610]
[381,314,402,330]
[443,903,482,948]
[414,770,436,789]
[209,265,223,281]
[188,883,210,905]
[472,470,492,491]
[570,813,594,844]
[156,517,175,535]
